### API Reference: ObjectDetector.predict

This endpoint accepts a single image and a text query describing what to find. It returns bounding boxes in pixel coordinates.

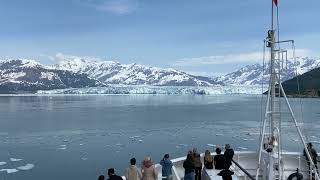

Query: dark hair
[98,175,105,180]
[216,148,222,154]
[187,154,193,160]
[308,142,313,148]
[164,154,169,159]
[108,168,115,175]
[130,158,136,165]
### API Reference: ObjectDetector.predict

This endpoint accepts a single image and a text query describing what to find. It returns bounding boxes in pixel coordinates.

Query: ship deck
[151,151,320,180]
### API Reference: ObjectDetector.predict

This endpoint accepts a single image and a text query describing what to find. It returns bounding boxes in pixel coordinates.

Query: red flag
[273,0,278,6]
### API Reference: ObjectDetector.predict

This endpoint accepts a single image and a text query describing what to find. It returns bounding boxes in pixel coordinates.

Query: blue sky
[0,0,319,75]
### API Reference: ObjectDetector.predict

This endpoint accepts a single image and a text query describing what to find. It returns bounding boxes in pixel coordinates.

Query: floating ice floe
[238,147,248,150]
[10,158,22,162]
[207,144,216,147]
[138,140,143,143]
[60,145,67,147]
[215,134,223,136]
[130,135,141,138]
[0,162,7,166]
[58,147,67,150]
[310,140,320,144]
[0,168,19,173]
[79,144,84,146]
[81,157,88,161]
[178,144,188,147]
[17,164,34,170]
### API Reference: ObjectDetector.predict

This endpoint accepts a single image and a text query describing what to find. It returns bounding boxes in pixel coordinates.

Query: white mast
[256,0,320,180]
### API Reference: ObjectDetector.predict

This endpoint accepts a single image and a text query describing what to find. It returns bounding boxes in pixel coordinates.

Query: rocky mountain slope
[0,59,103,93]
[282,66,320,97]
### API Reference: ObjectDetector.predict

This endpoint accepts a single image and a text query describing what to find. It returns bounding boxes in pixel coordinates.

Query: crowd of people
[98,144,235,180]
[183,144,235,180]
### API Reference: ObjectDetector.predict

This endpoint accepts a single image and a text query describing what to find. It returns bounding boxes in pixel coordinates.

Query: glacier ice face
[37,85,264,95]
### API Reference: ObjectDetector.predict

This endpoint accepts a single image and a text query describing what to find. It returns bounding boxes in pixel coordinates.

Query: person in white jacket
[125,158,142,180]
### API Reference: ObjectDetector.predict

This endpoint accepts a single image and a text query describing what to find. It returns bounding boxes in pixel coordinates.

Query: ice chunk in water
[310,140,320,144]
[0,162,7,166]
[238,147,248,150]
[10,158,22,162]
[138,140,143,143]
[0,168,19,173]
[17,164,34,170]
[207,144,216,147]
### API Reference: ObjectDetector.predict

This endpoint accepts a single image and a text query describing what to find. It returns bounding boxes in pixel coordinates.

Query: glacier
[36,85,265,95]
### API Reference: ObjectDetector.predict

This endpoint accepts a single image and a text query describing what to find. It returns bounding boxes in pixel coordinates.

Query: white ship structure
[147,0,320,179]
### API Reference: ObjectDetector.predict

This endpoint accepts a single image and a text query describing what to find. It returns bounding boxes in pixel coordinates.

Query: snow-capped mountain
[1,55,319,93]
[215,57,320,85]
[53,55,217,86]
[0,59,103,93]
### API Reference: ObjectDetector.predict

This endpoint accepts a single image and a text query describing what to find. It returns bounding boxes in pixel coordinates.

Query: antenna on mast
[256,0,320,179]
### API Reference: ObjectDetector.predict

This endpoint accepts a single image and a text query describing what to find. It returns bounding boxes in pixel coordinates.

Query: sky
[0,0,319,76]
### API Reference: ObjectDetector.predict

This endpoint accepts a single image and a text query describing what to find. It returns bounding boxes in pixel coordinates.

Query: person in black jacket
[107,168,123,180]
[183,153,195,180]
[224,144,234,169]
[214,148,226,170]
[303,142,318,175]
[98,175,105,180]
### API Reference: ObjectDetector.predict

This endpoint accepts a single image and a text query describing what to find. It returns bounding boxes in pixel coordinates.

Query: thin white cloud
[184,71,225,77]
[55,53,104,62]
[80,0,138,15]
[173,49,312,67]
[40,54,55,62]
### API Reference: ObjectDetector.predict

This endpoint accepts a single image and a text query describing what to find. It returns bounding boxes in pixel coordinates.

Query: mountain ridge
[214,57,320,85]
[53,55,218,86]
[0,59,104,93]
[0,55,320,93]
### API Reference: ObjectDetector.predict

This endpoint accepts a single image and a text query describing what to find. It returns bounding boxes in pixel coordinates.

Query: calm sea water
[0,95,319,180]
